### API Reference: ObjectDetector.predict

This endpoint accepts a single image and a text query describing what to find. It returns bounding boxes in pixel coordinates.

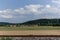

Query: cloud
[45,5,51,8]
[0,4,60,19]
[0,9,15,18]
[25,4,42,13]
[52,0,60,4]
[1,15,13,18]
[42,5,60,14]
[51,0,60,8]
[14,8,26,14]
[15,4,43,15]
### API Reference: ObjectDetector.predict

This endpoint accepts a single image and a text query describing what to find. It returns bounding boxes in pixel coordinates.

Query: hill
[21,19,60,26]
[0,19,60,26]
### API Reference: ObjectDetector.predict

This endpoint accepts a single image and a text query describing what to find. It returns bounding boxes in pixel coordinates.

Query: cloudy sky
[0,0,60,23]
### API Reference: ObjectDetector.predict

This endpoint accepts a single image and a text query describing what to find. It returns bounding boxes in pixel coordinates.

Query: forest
[0,19,60,27]
[22,19,60,26]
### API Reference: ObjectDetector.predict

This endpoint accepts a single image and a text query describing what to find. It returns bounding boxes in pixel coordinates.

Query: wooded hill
[20,19,60,26]
[0,19,60,26]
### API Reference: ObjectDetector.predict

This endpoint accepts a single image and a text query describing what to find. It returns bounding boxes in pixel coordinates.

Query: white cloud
[52,0,60,8]
[1,15,13,18]
[41,6,60,14]
[0,4,43,18]
[52,0,60,4]
[0,4,60,19]
[0,9,14,18]
[15,4,43,15]
[15,8,26,14]
[25,4,43,15]
[0,11,3,13]
[45,5,51,8]
[25,4,42,13]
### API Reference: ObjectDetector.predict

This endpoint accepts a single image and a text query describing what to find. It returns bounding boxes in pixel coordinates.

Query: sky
[0,0,60,23]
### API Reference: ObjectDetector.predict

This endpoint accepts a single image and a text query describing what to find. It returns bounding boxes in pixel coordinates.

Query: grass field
[0,26,60,35]
[0,26,60,30]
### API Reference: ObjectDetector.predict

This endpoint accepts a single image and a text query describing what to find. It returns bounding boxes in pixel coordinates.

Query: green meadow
[0,26,60,30]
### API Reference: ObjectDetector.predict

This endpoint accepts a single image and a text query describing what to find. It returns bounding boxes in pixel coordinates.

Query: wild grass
[0,25,60,30]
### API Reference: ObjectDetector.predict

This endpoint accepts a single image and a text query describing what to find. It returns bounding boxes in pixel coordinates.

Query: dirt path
[0,30,59,35]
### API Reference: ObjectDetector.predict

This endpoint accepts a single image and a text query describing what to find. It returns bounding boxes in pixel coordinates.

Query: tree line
[0,19,60,27]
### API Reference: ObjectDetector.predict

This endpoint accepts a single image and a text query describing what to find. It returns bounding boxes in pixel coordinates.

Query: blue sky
[0,0,60,23]
[0,0,51,9]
